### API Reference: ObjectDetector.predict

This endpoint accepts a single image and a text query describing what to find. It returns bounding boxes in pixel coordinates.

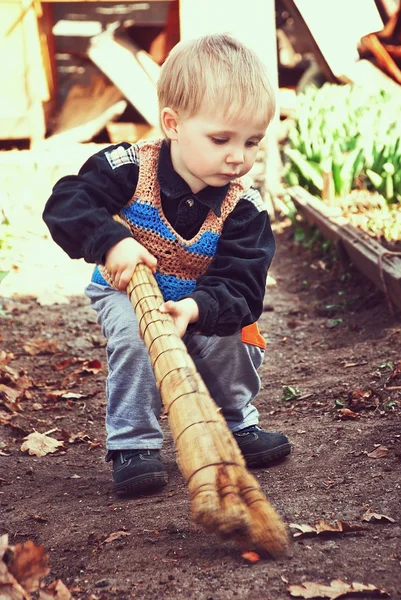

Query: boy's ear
[161,107,179,140]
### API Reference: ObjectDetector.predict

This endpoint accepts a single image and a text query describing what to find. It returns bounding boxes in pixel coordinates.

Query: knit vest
[92,139,253,302]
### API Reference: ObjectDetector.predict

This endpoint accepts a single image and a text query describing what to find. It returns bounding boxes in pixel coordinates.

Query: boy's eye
[211,137,228,145]
[246,140,259,148]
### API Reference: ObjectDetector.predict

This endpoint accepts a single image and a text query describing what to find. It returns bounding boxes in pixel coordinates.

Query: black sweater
[43,140,275,336]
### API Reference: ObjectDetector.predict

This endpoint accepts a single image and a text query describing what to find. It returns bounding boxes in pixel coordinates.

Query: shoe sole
[243,443,292,467]
[114,472,168,495]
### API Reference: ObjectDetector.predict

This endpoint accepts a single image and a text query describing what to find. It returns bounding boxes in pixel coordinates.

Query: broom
[125,263,289,557]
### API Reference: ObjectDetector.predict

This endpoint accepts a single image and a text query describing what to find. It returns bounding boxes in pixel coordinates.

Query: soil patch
[1,220,400,600]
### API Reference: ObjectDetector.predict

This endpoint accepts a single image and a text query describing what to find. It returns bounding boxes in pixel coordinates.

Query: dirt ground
[1,214,401,599]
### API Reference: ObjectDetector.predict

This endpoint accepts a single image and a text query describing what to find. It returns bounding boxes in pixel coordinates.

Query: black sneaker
[233,426,291,467]
[106,449,168,494]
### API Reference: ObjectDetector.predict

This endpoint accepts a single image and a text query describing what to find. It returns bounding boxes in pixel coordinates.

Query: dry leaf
[39,579,72,600]
[241,552,260,563]
[9,540,50,593]
[290,520,365,538]
[0,351,14,366]
[59,393,85,400]
[0,573,30,600]
[23,340,59,356]
[20,432,64,457]
[103,531,131,544]
[347,389,379,412]
[288,578,390,598]
[337,408,359,419]
[0,534,9,560]
[0,384,22,406]
[361,510,396,523]
[44,390,69,400]
[53,359,76,371]
[367,445,389,459]
[289,523,316,537]
[390,359,401,379]
[80,359,102,375]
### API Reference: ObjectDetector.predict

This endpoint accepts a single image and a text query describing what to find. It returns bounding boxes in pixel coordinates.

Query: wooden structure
[0,0,56,144]
[0,0,175,146]
[288,186,401,313]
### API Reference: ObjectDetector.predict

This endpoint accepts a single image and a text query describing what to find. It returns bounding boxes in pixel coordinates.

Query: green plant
[281,385,300,401]
[284,84,401,204]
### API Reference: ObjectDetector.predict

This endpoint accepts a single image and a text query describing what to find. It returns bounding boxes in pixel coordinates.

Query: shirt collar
[157,139,228,217]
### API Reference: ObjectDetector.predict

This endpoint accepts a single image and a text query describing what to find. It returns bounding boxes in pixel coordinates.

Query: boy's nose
[226,148,245,164]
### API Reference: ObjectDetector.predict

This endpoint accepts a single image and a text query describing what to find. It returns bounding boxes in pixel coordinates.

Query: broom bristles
[127,263,290,557]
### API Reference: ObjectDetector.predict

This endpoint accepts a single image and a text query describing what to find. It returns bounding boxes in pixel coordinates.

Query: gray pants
[85,283,264,450]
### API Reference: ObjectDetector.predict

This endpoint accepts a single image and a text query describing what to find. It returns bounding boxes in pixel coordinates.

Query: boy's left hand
[159,298,199,338]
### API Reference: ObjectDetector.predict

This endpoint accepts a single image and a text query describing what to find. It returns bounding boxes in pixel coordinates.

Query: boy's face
[165,108,266,194]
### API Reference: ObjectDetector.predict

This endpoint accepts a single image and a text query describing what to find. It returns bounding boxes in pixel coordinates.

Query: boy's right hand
[105,237,157,291]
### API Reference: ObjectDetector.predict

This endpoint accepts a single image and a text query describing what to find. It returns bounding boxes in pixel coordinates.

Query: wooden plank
[282,0,383,82]
[0,0,48,142]
[106,122,159,144]
[46,75,127,143]
[288,186,401,311]
[88,32,160,126]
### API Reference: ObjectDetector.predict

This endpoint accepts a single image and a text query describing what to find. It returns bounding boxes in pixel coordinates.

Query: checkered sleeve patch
[242,187,266,212]
[105,144,139,170]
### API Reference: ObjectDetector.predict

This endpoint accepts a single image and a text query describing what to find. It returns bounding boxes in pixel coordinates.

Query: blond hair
[157,34,276,127]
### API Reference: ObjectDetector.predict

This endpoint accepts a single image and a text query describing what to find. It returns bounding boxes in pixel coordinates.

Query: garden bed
[287,186,401,313]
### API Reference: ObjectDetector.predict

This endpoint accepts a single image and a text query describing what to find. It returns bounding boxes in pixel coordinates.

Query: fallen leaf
[288,578,390,598]
[390,360,401,380]
[103,531,131,544]
[361,510,396,523]
[9,539,50,592]
[60,373,79,388]
[367,445,389,459]
[337,408,359,419]
[0,533,9,559]
[347,388,379,412]
[59,392,86,400]
[23,340,59,356]
[30,515,48,523]
[241,551,260,563]
[0,384,22,406]
[289,523,316,537]
[20,432,64,457]
[0,351,14,366]
[0,569,30,600]
[290,520,365,538]
[80,359,102,375]
[0,411,13,424]
[53,359,76,371]
[44,390,69,400]
[57,429,90,445]
[39,579,72,599]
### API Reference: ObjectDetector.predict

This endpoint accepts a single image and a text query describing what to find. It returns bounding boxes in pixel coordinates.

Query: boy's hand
[105,237,157,291]
[159,298,199,338]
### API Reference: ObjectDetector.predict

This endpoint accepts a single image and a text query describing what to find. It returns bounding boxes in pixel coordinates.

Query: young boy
[43,33,291,495]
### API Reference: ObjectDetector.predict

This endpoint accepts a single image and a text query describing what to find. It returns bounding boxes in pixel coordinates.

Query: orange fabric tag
[241,323,266,350]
